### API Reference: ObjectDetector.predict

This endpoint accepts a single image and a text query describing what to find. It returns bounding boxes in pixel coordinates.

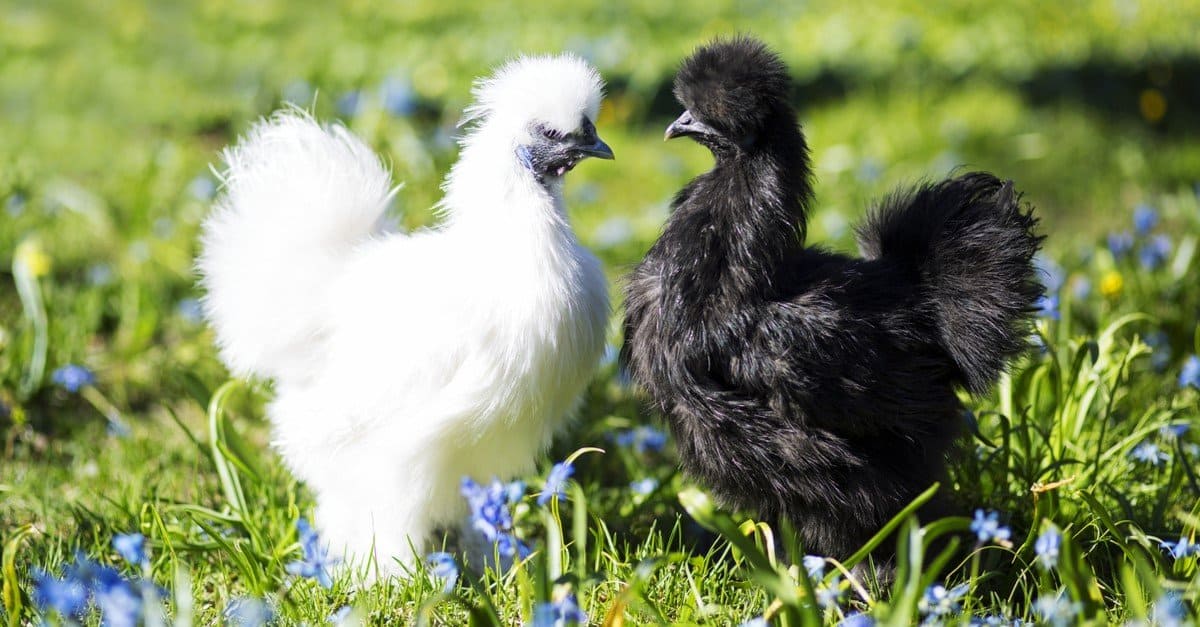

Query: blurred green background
[4,0,1200,273]
[3,2,1200,622]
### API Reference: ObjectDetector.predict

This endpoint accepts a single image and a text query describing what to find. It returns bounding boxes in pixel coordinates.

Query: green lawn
[2,1,1199,625]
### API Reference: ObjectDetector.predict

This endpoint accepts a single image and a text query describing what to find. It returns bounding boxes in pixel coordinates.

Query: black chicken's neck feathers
[658,111,813,304]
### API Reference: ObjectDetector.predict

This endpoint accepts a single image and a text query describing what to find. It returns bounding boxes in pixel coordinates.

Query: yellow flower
[1099,271,1124,298]
[14,239,51,278]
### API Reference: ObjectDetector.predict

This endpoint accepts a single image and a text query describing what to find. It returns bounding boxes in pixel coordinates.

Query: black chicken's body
[623,38,1043,558]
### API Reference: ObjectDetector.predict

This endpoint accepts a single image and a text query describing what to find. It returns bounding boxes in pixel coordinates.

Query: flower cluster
[1108,204,1174,270]
[284,74,418,121]
[31,535,159,626]
[1159,535,1199,560]
[1033,591,1082,627]
[1130,440,1171,466]
[919,583,969,618]
[970,509,1012,544]
[461,477,529,558]
[613,425,668,454]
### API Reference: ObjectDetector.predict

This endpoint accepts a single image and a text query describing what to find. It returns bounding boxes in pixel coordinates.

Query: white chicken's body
[198,56,609,577]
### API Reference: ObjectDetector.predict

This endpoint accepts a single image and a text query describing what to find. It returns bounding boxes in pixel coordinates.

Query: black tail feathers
[858,172,1045,394]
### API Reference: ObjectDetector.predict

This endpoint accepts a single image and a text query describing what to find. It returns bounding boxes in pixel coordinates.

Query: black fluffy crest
[674,36,791,136]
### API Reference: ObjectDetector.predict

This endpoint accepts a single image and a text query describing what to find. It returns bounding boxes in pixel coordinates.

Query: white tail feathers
[198,111,397,382]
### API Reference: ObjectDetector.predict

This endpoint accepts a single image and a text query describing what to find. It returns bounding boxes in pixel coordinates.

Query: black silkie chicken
[622,38,1043,560]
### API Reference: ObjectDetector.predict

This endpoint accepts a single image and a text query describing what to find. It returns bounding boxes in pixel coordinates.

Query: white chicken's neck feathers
[438,128,570,233]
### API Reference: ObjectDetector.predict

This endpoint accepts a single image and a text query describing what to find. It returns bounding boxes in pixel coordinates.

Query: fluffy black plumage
[623,37,1044,559]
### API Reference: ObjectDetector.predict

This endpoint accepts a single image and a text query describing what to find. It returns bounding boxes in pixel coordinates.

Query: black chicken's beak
[575,136,614,160]
[665,110,715,141]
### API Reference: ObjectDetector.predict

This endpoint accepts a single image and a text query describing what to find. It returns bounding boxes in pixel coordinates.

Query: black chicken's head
[666,37,793,154]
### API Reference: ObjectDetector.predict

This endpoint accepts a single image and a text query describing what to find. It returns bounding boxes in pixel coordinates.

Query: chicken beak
[665,110,716,141]
[577,136,615,160]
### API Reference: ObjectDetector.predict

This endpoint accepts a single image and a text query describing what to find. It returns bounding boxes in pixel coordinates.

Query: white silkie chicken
[198,55,613,577]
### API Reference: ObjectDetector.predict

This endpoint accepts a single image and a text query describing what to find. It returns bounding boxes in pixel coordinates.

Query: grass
[2,0,1199,624]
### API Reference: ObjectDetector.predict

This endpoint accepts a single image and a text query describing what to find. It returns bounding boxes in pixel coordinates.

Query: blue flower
[532,592,587,626]
[539,461,574,506]
[329,605,353,625]
[286,518,336,588]
[1133,204,1158,235]
[51,364,95,393]
[738,618,769,627]
[41,553,162,626]
[188,175,217,201]
[1107,231,1133,258]
[61,557,144,627]
[224,597,274,626]
[919,583,968,617]
[1130,441,1170,465]
[629,477,659,495]
[462,477,515,541]
[461,477,528,558]
[969,616,1021,626]
[281,79,314,106]
[177,298,204,324]
[426,552,459,594]
[336,90,363,118]
[5,192,26,217]
[1071,276,1091,300]
[815,575,842,609]
[94,576,142,627]
[1160,423,1189,440]
[802,554,825,579]
[840,613,874,627]
[614,426,667,454]
[31,568,88,619]
[1138,234,1171,269]
[970,510,1011,544]
[1035,527,1061,569]
[1035,294,1059,320]
[496,532,532,560]
[1034,255,1064,292]
[1146,331,1171,371]
[113,533,148,567]
[379,75,417,117]
[856,157,883,183]
[1153,591,1187,627]
[598,342,621,368]
[88,263,114,286]
[1159,535,1199,559]
[1180,355,1200,389]
[1034,592,1081,627]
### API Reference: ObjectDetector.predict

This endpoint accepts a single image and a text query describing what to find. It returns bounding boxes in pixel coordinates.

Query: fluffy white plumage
[197,54,610,577]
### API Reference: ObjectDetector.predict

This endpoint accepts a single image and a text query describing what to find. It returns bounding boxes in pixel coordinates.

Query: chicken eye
[539,126,566,141]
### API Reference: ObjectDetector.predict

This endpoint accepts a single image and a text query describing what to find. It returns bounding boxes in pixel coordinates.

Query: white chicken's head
[463,54,613,182]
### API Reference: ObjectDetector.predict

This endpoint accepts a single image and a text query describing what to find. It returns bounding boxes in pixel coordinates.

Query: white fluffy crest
[462,53,604,135]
